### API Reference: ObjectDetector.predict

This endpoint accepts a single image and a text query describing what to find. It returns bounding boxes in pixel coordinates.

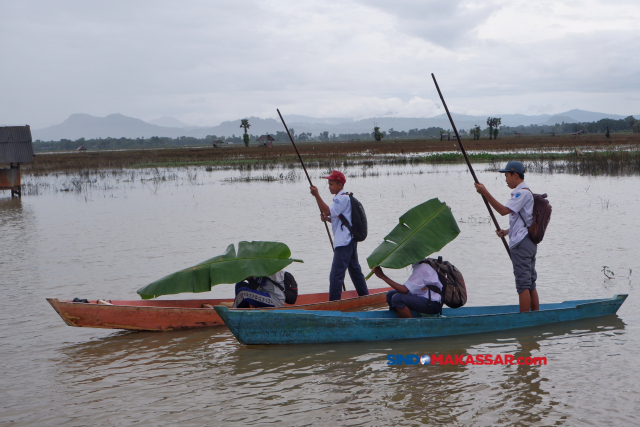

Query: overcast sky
[2,0,639,128]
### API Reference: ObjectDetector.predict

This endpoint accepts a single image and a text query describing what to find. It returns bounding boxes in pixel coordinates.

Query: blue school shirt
[504,182,534,247]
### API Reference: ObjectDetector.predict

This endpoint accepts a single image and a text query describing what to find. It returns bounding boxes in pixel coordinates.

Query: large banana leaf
[137,241,303,299]
[366,198,459,275]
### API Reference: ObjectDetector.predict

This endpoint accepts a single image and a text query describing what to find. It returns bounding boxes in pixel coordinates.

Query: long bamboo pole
[431,74,512,259]
[277,109,346,290]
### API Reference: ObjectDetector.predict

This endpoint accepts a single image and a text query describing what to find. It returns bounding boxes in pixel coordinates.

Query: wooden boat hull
[46,287,391,331]
[214,294,628,345]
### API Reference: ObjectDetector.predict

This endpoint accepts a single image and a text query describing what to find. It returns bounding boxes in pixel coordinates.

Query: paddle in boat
[46,287,391,331]
[214,294,628,345]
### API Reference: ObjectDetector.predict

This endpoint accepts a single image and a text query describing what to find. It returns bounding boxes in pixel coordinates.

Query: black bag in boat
[267,272,298,305]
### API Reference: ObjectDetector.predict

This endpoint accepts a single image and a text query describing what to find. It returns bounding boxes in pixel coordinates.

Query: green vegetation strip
[129,151,575,169]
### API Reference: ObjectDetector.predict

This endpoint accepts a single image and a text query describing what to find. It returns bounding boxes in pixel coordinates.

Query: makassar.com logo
[387,354,547,366]
[387,355,431,365]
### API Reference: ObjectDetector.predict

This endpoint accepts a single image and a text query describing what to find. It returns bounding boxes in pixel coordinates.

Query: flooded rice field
[1,163,638,426]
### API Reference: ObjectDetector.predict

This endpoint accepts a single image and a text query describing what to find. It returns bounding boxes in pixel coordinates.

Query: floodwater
[1,164,638,426]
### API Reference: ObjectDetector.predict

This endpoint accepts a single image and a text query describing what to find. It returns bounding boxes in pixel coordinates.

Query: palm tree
[240,119,251,147]
[373,126,384,141]
[471,125,481,140]
[486,117,502,140]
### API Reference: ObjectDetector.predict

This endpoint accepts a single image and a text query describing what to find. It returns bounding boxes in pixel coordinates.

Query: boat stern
[46,298,80,327]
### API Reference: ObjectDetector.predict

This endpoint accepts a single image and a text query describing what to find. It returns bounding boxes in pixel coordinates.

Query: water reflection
[58,327,234,370]
[0,197,40,292]
[0,196,24,225]
[4,165,639,426]
[51,315,625,425]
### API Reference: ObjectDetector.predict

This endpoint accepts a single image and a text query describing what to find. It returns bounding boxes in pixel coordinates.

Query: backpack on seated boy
[267,272,299,305]
[421,256,467,309]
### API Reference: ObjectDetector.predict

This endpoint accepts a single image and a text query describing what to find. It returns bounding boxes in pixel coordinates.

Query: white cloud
[477,0,640,43]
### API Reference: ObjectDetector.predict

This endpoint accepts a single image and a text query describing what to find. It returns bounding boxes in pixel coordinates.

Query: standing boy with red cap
[310,170,369,301]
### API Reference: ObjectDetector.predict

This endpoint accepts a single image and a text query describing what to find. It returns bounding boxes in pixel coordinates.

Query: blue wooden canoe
[214,294,628,345]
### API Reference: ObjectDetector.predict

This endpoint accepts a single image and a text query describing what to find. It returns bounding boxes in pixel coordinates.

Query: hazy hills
[146,116,193,128]
[33,114,284,141]
[32,110,635,141]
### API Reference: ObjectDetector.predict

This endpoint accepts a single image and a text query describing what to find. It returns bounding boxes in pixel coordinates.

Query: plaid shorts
[510,236,537,294]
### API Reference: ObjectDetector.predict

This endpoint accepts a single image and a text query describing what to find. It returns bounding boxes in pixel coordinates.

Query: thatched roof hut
[0,125,34,197]
[0,126,35,164]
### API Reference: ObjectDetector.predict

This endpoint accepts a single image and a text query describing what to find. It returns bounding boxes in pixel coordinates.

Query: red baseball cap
[321,170,346,184]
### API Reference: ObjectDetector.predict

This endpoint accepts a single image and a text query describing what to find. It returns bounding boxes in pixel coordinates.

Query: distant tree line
[31,116,639,151]
[33,134,249,151]
[33,127,451,151]
[499,116,639,136]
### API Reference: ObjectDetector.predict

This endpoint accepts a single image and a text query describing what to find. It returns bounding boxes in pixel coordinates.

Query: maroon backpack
[519,189,552,244]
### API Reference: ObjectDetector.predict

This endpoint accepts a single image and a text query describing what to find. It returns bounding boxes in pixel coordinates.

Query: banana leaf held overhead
[137,241,303,299]
[366,198,459,276]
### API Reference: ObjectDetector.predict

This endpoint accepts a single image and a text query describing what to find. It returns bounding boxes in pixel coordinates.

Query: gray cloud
[358,0,503,48]
[1,0,638,129]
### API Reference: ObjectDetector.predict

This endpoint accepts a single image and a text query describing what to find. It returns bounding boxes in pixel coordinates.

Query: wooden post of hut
[0,126,36,198]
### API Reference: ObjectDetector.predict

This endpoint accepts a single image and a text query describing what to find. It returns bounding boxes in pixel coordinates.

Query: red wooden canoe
[46,287,391,331]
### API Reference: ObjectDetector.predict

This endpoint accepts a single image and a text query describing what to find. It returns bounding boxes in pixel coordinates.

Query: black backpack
[338,193,368,242]
[421,256,467,309]
[268,272,298,305]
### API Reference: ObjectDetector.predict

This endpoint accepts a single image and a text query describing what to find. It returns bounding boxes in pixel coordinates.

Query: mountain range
[31,110,637,141]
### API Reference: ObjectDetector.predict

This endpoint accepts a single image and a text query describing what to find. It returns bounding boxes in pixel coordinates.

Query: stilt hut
[0,126,35,197]
[257,134,275,148]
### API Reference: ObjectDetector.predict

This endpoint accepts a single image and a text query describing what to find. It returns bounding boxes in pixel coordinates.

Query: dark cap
[321,170,346,184]
[498,161,525,174]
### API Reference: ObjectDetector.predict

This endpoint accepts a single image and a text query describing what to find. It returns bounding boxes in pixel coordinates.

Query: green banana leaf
[137,241,303,299]
[366,198,459,277]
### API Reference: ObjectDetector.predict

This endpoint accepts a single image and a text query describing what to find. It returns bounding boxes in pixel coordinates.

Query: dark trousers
[329,239,369,301]
[234,281,277,308]
[386,290,442,314]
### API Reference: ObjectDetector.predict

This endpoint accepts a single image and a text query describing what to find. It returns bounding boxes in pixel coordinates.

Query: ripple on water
[1,166,639,425]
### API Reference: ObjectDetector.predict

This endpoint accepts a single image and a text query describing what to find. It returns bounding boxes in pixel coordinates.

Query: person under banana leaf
[372,261,443,318]
[233,270,287,308]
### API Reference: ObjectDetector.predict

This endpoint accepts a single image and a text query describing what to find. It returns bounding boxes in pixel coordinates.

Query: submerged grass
[222,170,301,183]
[519,151,640,176]
[9,145,640,198]
[8,133,640,176]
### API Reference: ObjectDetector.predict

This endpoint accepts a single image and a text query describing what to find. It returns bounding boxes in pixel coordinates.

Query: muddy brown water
[1,164,638,426]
